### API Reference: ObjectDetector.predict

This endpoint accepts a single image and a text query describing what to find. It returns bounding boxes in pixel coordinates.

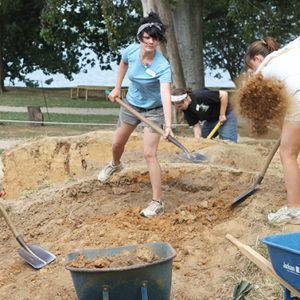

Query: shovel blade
[231,184,258,206]
[178,151,212,163]
[19,244,56,269]
[231,175,264,207]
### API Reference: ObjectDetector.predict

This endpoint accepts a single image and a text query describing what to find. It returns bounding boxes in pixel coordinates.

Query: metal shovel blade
[17,235,56,269]
[178,151,212,163]
[0,201,56,269]
[19,244,56,269]
[231,177,262,207]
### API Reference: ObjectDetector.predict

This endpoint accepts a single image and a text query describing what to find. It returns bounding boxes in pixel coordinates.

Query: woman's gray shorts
[117,98,164,130]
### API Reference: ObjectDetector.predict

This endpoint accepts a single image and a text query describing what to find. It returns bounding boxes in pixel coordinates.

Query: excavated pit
[0,131,291,300]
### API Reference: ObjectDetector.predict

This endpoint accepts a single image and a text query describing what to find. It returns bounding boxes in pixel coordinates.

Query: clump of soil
[67,245,160,269]
[234,72,288,135]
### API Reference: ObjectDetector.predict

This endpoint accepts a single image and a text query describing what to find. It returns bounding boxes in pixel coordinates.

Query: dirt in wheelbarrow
[0,129,300,300]
[67,244,160,269]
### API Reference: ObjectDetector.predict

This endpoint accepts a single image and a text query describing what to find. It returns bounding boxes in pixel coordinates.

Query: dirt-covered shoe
[140,200,164,218]
[97,161,123,182]
[268,206,300,225]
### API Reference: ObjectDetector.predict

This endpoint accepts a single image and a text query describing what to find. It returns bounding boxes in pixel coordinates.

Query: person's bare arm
[219,90,228,124]
[193,123,202,138]
[108,60,128,102]
[160,82,174,139]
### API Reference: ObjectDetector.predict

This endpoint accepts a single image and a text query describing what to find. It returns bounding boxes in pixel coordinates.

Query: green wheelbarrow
[65,242,176,300]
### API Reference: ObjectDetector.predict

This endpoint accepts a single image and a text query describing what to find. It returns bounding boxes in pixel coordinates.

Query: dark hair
[137,12,167,43]
[171,87,193,96]
[244,36,281,68]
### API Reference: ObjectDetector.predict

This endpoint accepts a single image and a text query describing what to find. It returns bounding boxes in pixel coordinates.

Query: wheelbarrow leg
[103,286,109,300]
[141,282,148,300]
[281,285,300,300]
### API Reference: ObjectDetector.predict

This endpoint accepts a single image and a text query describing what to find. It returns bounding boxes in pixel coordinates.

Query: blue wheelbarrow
[65,242,176,300]
[226,234,300,300]
[262,232,300,300]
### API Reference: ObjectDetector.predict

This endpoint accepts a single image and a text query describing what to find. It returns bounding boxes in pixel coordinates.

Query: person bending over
[171,87,237,143]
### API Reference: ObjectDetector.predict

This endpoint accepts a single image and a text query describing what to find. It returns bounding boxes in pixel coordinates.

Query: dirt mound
[0,131,298,299]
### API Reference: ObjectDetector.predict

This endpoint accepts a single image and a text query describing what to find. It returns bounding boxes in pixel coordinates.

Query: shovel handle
[105,90,189,153]
[259,137,281,177]
[206,121,221,140]
[0,201,19,238]
[226,234,300,297]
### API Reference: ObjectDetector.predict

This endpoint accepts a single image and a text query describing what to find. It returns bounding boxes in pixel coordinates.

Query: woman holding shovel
[171,87,237,143]
[244,36,300,224]
[98,12,173,218]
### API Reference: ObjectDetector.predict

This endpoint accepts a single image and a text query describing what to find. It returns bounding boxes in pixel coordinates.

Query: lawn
[0,87,120,140]
[0,87,120,108]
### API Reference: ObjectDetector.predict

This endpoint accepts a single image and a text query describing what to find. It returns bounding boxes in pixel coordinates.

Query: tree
[0,0,142,92]
[203,0,300,82]
[172,0,205,88]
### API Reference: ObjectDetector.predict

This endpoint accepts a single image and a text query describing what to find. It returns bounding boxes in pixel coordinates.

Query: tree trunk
[172,0,205,88]
[141,0,185,124]
[27,106,44,127]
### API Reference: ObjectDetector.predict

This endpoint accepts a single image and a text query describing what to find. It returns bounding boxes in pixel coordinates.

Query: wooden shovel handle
[106,90,189,153]
[114,96,165,135]
[0,201,19,238]
[259,137,281,177]
[226,234,300,297]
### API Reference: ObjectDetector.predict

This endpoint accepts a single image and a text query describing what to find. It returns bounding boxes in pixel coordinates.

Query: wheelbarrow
[226,233,300,300]
[262,232,300,300]
[65,242,176,300]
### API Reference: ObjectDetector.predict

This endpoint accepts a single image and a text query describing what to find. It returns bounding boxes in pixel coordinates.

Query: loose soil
[66,244,160,269]
[0,130,299,300]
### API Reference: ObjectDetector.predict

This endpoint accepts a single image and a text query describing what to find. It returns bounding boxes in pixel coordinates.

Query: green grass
[0,87,120,108]
[0,112,118,124]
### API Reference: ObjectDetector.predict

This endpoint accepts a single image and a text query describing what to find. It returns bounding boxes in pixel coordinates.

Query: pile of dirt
[0,130,299,299]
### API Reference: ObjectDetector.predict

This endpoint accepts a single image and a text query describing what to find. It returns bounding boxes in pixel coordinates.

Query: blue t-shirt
[122,44,171,108]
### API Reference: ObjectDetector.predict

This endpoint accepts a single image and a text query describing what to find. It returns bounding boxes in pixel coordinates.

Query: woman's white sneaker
[268,206,300,225]
[97,161,124,182]
[140,200,164,218]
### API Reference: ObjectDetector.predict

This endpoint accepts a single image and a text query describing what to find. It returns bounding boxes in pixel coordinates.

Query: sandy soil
[0,130,299,300]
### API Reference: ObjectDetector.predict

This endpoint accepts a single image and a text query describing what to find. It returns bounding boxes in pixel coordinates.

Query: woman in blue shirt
[98,12,173,218]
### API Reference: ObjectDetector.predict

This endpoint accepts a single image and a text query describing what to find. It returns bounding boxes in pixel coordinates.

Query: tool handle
[105,90,189,153]
[259,137,281,177]
[206,121,221,140]
[226,234,300,297]
[0,201,19,238]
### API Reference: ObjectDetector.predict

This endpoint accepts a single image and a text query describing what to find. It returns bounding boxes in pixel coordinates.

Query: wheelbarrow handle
[105,90,188,153]
[226,234,300,298]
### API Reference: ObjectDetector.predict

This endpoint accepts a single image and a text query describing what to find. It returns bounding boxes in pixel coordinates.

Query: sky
[4,61,235,89]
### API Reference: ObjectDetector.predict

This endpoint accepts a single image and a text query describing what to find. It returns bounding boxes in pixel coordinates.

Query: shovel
[206,121,221,140]
[0,201,56,269]
[232,137,281,207]
[105,90,211,163]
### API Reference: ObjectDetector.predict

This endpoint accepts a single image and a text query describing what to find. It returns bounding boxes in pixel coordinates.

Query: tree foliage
[1,0,299,90]
[203,0,300,82]
[0,0,142,90]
